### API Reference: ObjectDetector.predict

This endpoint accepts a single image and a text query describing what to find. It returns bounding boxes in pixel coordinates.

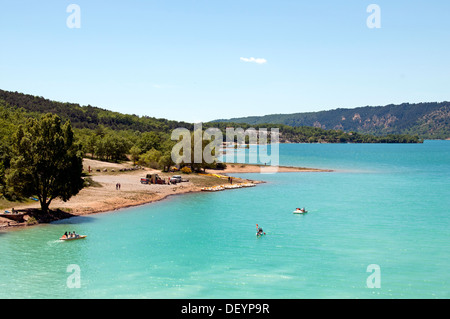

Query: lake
[0,141,449,298]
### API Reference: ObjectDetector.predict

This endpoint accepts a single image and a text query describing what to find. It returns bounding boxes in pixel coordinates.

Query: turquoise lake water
[0,141,449,298]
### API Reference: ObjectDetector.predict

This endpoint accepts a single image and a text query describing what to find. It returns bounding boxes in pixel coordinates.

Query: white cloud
[240,57,267,64]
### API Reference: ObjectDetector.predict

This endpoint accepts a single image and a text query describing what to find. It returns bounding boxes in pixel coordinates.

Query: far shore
[216,163,332,173]
[0,159,331,230]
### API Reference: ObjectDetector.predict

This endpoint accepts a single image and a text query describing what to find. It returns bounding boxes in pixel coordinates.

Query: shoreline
[0,159,330,230]
[216,163,332,173]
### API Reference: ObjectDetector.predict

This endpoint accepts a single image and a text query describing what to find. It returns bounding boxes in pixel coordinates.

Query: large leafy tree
[6,114,84,213]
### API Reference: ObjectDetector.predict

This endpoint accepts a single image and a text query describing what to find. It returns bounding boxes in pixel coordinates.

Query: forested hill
[0,89,193,133]
[0,89,421,144]
[214,102,450,139]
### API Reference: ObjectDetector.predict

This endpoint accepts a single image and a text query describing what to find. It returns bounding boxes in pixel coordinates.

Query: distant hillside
[214,102,450,139]
[0,89,193,133]
[0,89,421,144]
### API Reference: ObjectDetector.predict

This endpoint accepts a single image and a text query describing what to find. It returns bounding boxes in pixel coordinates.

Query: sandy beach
[0,159,330,229]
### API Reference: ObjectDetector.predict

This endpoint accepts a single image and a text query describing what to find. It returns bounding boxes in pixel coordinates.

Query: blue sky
[0,0,449,122]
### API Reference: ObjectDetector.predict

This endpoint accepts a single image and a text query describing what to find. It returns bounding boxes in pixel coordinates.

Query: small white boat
[60,235,87,241]
[293,209,308,214]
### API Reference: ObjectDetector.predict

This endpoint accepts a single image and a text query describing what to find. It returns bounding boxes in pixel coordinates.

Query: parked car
[142,174,166,184]
[170,175,182,184]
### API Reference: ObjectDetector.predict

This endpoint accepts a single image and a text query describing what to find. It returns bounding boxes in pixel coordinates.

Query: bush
[180,166,192,174]
[215,162,227,170]
[26,216,38,226]
[139,148,162,169]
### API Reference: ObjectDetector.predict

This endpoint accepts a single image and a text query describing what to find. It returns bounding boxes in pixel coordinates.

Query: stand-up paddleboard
[256,224,266,237]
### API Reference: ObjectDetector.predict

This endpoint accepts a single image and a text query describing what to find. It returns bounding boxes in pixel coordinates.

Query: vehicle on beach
[170,175,190,184]
[170,175,182,183]
[141,174,166,184]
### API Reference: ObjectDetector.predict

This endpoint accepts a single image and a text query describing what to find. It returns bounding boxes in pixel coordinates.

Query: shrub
[26,216,38,226]
[180,166,192,174]
[215,162,227,170]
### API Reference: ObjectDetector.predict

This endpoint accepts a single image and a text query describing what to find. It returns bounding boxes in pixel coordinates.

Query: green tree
[6,114,84,213]
[137,131,162,153]
[190,131,217,172]
[139,148,162,169]
[110,135,131,161]
[0,144,11,196]
[85,134,97,158]
[158,151,173,172]
[129,145,142,165]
